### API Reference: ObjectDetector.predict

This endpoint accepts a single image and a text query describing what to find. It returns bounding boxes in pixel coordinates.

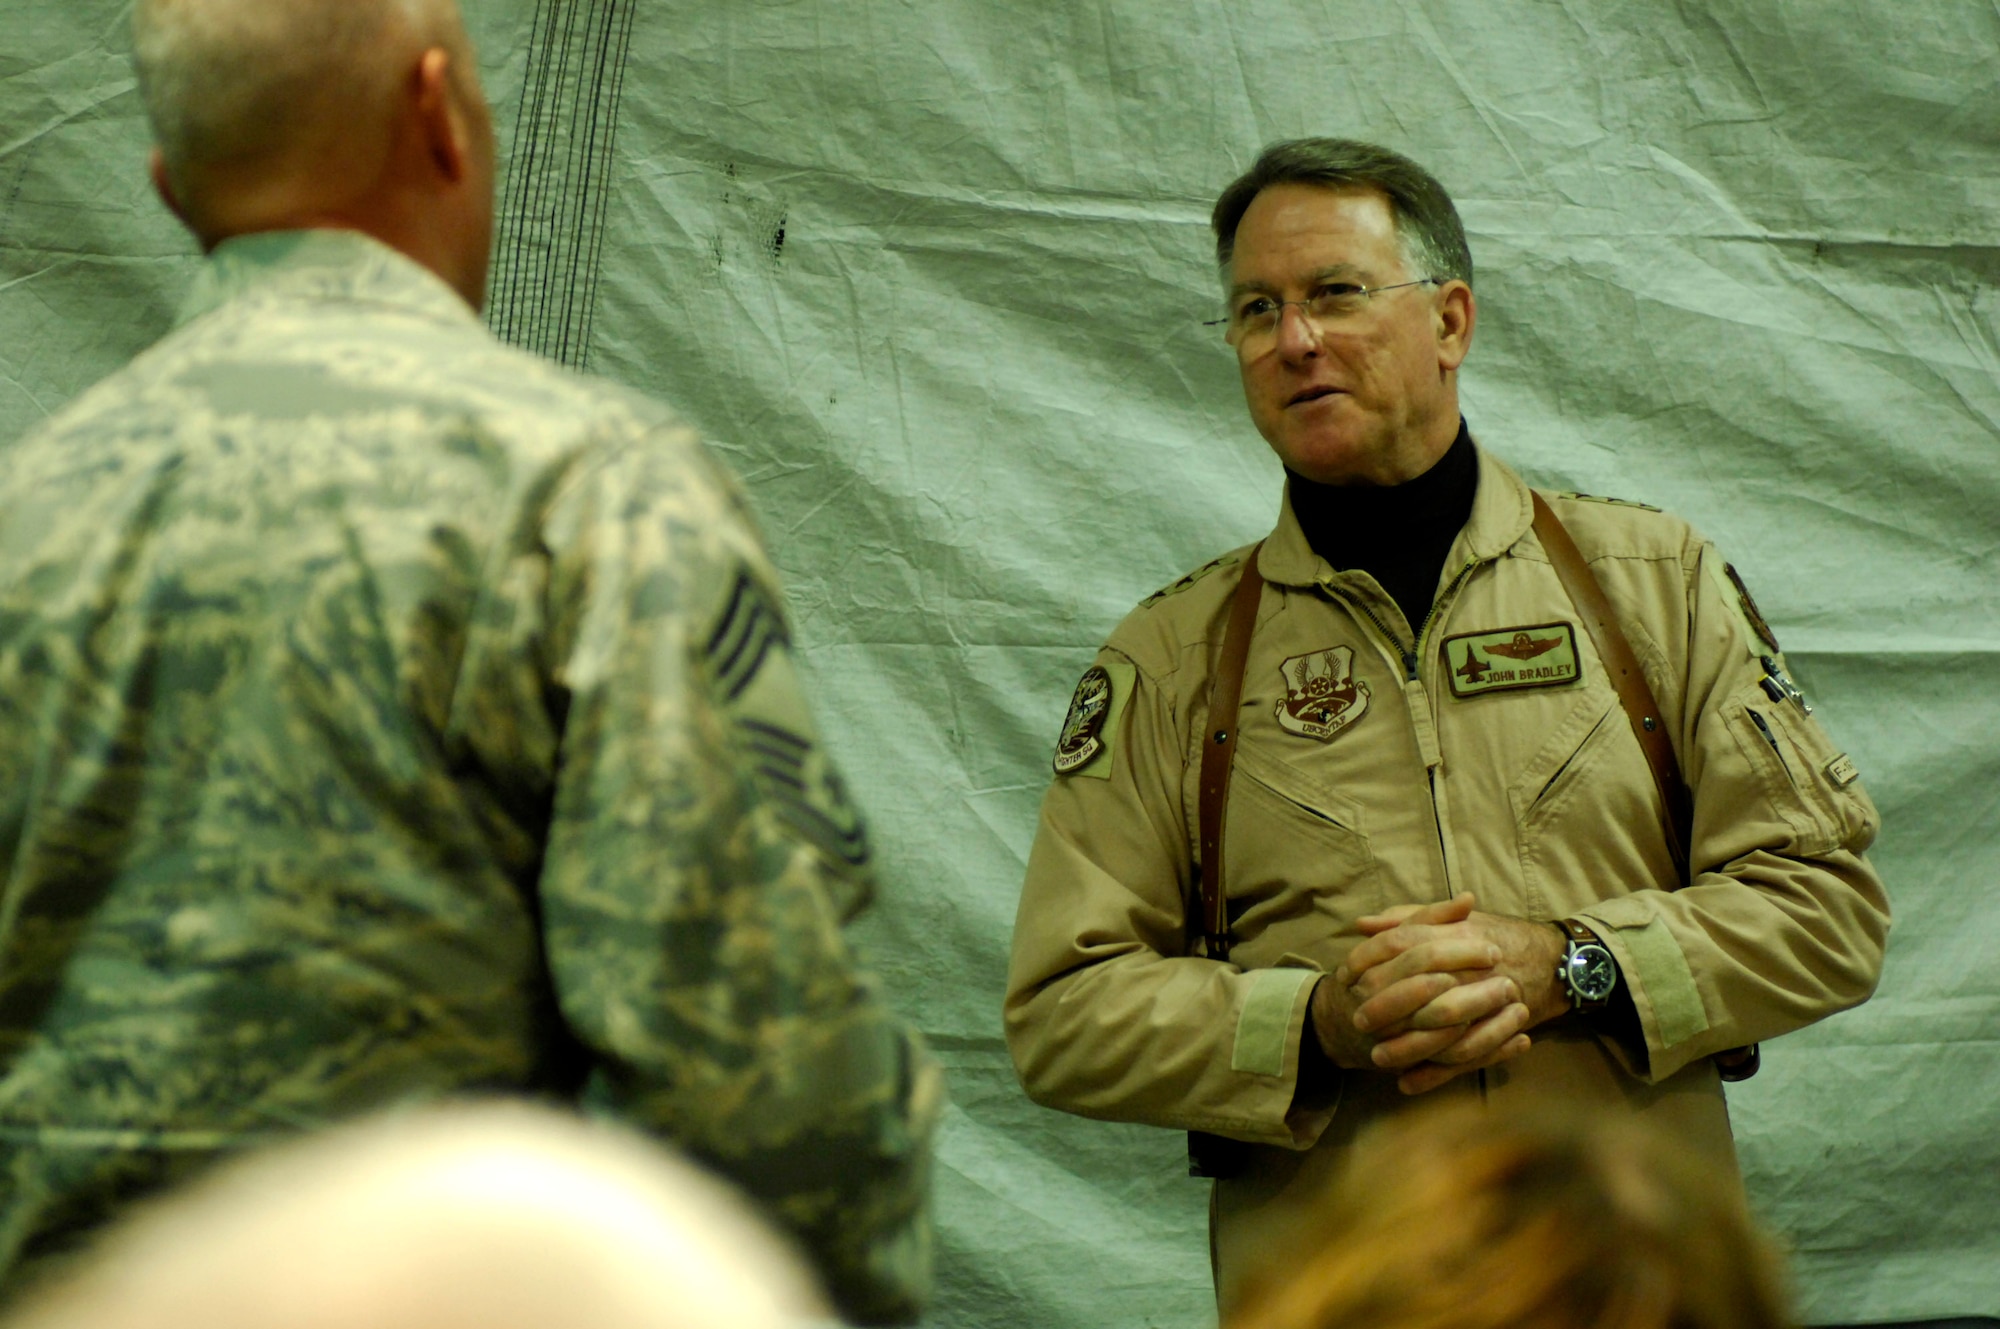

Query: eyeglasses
[1206,278,1442,352]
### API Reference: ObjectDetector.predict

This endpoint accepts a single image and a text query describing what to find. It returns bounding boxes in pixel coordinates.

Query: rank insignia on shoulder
[1275,646,1370,741]
[706,567,871,873]
[1557,491,1662,512]
[1140,553,1238,608]
[1053,660,1136,778]
[1444,623,1583,697]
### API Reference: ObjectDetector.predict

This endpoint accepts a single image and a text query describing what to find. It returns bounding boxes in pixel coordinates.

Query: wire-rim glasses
[1205,277,1442,351]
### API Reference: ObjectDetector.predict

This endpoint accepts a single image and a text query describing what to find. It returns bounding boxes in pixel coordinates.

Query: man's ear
[412,48,469,185]
[149,146,188,224]
[1435,280,1476,373]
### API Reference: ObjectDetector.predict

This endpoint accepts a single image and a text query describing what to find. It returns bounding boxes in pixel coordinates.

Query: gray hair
[1210,138,1473,287]
[132,0,471,193]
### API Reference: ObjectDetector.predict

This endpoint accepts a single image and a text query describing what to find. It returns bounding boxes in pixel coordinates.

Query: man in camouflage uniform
[0,1,938,1321]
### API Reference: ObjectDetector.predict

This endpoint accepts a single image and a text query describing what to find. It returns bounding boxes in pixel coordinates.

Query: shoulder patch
[1703,555,1783,657]
[1724,562,1781,654]
[1556,490,1662,513]
[1139,553,1240,608]
[1052,659,1136,779]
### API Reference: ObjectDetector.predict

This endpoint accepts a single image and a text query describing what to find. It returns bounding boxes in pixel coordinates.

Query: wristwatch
[1553,919,1618,1013]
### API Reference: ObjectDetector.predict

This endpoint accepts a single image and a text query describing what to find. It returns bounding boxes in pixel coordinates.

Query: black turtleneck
[1287,419,1478,639]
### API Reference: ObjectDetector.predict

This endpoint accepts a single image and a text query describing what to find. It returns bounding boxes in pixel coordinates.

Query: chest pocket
[1214,742,1382,958]
[1508,688,1674,917]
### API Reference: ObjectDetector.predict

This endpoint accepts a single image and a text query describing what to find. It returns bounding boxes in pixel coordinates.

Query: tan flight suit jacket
[1004,445,1888,1313]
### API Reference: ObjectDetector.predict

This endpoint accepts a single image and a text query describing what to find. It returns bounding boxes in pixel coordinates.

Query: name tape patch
[1444,622,1584,698]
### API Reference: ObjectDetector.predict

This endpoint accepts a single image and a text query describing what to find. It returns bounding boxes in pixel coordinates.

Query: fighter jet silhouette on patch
[1455,648,1493,684]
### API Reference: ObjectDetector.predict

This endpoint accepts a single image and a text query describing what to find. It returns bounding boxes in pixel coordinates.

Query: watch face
[1569,943,1617,1002]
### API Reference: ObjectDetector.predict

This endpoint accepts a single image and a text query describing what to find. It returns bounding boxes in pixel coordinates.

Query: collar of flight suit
[176,228,484,334]
[1255,436,1538,593]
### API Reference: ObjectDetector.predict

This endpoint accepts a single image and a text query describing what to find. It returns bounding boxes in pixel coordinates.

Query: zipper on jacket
[1347,559,1475,682]
[1349,596,1418,679]
[1413,561,1479,676]
[1338,560,1480,897]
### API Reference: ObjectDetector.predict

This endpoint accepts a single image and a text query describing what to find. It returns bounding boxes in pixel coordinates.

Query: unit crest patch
[1444,623,1583,697]
[1275,647,1370,741]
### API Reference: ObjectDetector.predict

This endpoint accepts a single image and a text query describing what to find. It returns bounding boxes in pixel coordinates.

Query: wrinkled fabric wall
[3,2,1996,1326]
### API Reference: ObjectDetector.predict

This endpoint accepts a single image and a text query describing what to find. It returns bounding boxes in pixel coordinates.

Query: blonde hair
[1231,1102,1793,1329]
[131,0,473,195]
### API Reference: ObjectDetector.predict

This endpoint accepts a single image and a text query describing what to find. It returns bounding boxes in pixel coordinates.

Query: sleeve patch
[1725,563,1781,654]
[706,568,791,702]
[1231,967,1315,1076]
[706,567,870,869]
[1053,659,1134,780]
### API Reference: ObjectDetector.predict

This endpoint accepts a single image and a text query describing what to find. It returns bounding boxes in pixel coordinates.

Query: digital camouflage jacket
[0,231,939,1324]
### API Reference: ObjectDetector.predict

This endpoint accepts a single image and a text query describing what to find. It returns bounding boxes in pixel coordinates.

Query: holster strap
[1529,492,1692,881]
[1196,544,1264,962]
[1530,493,1758,1077]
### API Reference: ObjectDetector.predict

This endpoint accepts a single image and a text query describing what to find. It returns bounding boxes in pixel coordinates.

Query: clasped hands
[1309,894,1570,1096]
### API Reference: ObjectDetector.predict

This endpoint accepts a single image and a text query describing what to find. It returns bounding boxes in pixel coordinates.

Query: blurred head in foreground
[1,1103,828,1329]
[1230,1102,1793,1329]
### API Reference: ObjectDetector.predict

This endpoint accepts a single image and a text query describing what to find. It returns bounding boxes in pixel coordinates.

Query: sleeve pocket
[1729,694,1877,854]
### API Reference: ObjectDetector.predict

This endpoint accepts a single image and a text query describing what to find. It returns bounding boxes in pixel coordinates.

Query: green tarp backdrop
[3,2,1996,1325]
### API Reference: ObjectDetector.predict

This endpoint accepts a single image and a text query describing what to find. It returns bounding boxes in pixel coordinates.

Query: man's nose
[1274,302,1323,360]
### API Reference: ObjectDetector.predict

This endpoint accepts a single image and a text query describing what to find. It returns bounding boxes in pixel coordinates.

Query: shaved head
[130,0,496,306]
[133,0,475,200]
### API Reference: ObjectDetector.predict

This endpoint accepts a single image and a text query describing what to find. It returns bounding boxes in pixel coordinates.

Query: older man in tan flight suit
[1004,138,1888,1314]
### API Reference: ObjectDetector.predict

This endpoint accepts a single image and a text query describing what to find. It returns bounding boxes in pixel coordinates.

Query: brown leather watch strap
[1529,492,1692,884]
[1196,544,1264,962]
[1558,918,1602,946]
[1555,918,1613,1011]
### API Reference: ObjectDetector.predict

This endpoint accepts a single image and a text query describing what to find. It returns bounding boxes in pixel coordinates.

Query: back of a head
[0,1103,827,1329]
[132,0,476,225]
[1230,1102,1794,1329]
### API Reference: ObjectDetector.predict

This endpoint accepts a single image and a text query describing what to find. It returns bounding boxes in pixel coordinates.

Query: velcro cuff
[1231,968,1316,1076]
[1603,915,1709,1048]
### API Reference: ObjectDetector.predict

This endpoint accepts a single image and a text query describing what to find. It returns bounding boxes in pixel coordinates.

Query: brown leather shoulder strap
[1197,545,1263,961]
[1529,492,1692,883]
